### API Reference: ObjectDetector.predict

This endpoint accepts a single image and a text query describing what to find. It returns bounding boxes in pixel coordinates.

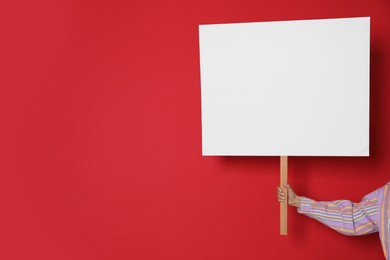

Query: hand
[277,184,301,208]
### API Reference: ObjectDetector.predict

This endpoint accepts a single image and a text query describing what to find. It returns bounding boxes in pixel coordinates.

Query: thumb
[283,184,295,195]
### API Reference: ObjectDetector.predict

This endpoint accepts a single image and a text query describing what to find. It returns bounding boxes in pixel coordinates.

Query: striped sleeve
[297,190,379,236]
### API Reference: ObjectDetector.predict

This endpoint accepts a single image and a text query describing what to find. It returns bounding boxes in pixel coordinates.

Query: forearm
[297,196,378,236]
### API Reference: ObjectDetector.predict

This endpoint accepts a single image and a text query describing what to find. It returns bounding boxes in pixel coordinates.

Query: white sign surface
[199,17,370,156]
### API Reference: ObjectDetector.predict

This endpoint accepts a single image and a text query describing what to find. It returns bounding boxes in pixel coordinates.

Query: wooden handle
[280,156,288,235]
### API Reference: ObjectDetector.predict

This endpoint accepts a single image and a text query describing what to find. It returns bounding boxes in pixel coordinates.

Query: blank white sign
[199,17,370,156]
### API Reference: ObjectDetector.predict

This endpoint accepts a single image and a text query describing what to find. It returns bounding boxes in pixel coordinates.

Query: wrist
[290,196,301,207]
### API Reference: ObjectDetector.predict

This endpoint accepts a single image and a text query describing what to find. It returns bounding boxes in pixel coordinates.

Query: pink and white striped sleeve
[297,189,380,236]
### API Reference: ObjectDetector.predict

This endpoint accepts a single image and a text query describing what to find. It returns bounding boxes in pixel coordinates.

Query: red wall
[1,0,389,259]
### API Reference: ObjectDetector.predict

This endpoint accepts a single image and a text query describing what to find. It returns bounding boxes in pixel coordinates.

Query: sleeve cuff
[297,197,315,214]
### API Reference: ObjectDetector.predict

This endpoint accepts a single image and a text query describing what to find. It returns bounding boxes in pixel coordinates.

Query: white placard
[199,17,370,156]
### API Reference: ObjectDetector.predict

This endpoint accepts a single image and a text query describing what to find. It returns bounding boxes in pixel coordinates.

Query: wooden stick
[280,156,288,235]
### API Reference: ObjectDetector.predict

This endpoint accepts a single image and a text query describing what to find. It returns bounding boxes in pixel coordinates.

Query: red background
[1,0,389,259]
